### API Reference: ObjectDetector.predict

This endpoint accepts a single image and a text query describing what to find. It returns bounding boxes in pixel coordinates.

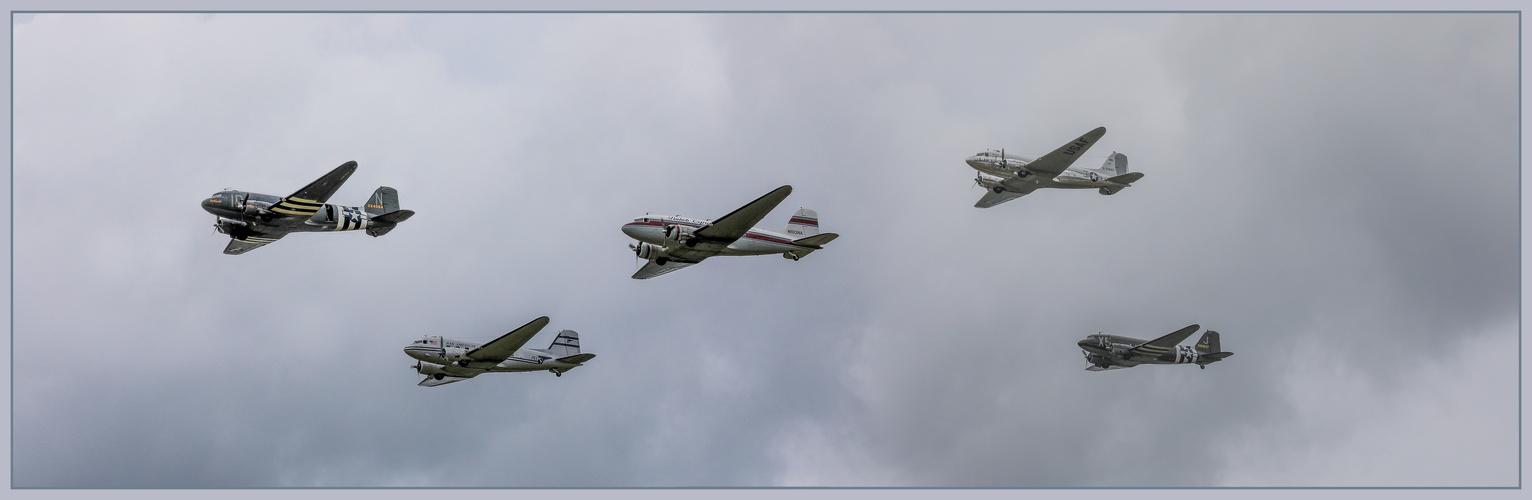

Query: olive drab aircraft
[967,126,1144,208]
[201,161,415,255]
[1077,324,1233,371]
[622,185,840,279]
[404,316,597,387]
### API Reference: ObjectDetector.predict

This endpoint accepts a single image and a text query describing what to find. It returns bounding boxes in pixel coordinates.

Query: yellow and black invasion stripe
[1132,344,1172,357]
[270,196,324,216]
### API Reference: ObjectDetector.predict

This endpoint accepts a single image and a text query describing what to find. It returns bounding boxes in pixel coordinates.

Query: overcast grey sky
[9,12,1520,488]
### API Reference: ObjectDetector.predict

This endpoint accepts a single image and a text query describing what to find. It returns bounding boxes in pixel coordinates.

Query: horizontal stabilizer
[1202,352,1233,361]
[372,209,415,224]
[557,353,596,365]
[1106,172,1144,185]
[793,233,839,248]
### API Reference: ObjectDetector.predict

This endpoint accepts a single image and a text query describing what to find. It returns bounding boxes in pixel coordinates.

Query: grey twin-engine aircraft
[404,316,597,387]
[967,126,1144,208]
[201,161,415,255]
[622,185,840,279]
[1077,324,1233,371]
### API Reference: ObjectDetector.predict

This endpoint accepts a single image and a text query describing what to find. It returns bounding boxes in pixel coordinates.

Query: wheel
[684,239,697,247]
[556,372,562,377]
[433,373,445,380]
[656,257,669,265]
[1200,365,1205,370]
[991,186,1004,194]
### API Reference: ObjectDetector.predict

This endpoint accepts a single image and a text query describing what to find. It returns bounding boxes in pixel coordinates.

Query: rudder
[1099,152,1129,176]
[784,208,820,238]
[366,186,400,216]
[548,330,581,357]
[1195,330,1221,354]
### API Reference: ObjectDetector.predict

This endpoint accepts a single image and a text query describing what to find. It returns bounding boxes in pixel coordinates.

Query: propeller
[629,243,644,270]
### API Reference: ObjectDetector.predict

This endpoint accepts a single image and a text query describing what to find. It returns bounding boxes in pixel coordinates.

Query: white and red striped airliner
[621,185,839,279]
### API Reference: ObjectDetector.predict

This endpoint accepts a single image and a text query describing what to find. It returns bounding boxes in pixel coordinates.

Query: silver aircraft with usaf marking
[1077,324,1233,371]
[404,316,596,387]
[622,185,840,279]
[968,126,1144,208]
[201,161,415,255]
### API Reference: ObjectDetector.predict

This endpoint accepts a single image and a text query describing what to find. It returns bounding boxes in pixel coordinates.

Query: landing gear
[1199,365,1205,370]
[433,373,445,380]
[550,369,562,377]
[457,360,470,367]
[991,186,1005,194]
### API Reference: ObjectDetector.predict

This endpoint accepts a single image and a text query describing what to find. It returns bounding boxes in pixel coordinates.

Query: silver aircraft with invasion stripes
[622,185,839,279]
[968,126,1144,208]
[1077,324,1234,371]
[404,316,596,387]
[201,161,415,255]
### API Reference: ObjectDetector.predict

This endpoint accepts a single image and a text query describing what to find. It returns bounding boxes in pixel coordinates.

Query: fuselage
[202,190,376,235]
[404,335,580,374]
[966,150,1120,190]
[1077,334,1204,367]
[622,215,816,256]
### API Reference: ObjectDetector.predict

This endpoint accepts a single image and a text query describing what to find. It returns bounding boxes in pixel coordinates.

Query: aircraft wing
[222,234,285,255]
[1020,127,1106,177]
[691,185,793,244]
[419,375,474,387]
[1127,324,1200,358]
[268,161,358,217]
[464,316,551,364]
[974,187,1033,208]
[632,258,701,279]
[1086,365,1129,372]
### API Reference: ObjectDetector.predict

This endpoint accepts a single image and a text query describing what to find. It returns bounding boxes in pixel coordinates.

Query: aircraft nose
[1077,339,1094,350]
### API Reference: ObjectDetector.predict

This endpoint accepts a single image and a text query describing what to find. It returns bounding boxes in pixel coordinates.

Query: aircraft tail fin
[365,186,400,216]
[1099,152,1128,176]
[784,208,820,238]
[547,330,581,357]
[1195,330,1221,354]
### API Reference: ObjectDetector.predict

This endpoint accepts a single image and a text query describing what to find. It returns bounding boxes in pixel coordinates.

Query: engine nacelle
[633,242,671,263]
[662,224,697,246]
[975,173,1007,193]
[214,217,249,236]
[242,200,273,218]
[415,361,447,376]
[444,346,468,362]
